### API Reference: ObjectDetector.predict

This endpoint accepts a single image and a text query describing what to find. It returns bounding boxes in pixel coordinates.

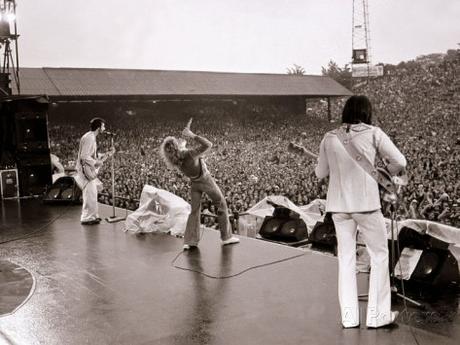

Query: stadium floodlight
[0,0,20,95]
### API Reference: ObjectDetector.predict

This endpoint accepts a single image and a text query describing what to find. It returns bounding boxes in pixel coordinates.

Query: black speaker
[259,216,308,242]
[0,101,16,167]
[1,96,50,153]
[43,176,82,204]
[392,227,460,290]
[12,97,50,153]
[309,213,337,248]
[16,152,52,197]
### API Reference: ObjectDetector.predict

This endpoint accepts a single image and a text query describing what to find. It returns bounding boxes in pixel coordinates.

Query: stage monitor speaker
[43,176,82,204]
[392,227,460,290]
[309,213,337,248]
[259,216,308,242]
[16,152,52,197]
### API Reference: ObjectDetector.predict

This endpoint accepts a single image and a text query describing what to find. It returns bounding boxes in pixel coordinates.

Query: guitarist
[76,117,113,225]
[314,95,406,329]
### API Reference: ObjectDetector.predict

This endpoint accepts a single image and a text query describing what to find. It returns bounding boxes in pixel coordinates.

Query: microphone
[104,131,116,136]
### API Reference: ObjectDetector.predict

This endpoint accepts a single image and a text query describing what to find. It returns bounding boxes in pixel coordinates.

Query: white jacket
[315,124,406,213]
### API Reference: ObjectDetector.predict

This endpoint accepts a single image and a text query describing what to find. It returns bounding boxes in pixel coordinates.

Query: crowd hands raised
[48,50,459,228]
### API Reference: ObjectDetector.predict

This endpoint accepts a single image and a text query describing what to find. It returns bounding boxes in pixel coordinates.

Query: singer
[160,120,240,250]
[75,117,113,225]
[315,96,406,328]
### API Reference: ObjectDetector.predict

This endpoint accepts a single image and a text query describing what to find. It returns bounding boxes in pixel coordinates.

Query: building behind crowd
[13,67,351,120]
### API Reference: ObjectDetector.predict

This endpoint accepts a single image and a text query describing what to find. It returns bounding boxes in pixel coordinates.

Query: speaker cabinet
[1,96,50,153]
[259,216,308,242]
[16,152,52,197]
[309,213,337,248]
[14,111,49,152]
[11,97,50,153]
[391,227,460,290]
[0,169,19,199]
[43,176,82,204]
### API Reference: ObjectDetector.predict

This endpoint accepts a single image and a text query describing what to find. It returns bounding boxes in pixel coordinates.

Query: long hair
[341,95,372,125]
[160,136,185,170]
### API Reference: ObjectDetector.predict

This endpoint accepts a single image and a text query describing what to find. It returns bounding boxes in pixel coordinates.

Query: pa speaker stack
[0,96,52,197]
[259,206,308,243]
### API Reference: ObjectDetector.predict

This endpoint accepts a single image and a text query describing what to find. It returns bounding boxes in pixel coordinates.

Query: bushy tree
[287,64,306,75]
[321,60,352,89]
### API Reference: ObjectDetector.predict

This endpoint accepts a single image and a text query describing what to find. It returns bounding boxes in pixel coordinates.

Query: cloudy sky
[16,0,460,74]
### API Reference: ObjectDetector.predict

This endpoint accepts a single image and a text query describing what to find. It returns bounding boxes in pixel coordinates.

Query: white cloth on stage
[125,185,191,236]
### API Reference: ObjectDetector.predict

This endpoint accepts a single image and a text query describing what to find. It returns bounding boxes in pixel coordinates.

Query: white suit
[315,123,406,328]
[76,131,101,223]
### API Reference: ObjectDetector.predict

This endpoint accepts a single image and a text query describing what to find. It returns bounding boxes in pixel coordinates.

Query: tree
[321,60,352,89]
[287,64,306,75]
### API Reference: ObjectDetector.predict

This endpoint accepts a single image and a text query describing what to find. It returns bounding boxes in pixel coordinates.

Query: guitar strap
[335,128,394,194]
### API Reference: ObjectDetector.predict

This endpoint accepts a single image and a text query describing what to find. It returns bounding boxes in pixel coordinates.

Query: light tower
[0,0,19,96]
[351,0,372,81]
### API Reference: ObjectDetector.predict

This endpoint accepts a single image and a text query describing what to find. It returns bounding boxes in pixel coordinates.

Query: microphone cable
[171,226,305,279]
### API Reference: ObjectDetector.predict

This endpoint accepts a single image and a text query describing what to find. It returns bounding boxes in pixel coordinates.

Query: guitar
[287,142,318,160]
[287,142,407,203]
[81,149,115,181]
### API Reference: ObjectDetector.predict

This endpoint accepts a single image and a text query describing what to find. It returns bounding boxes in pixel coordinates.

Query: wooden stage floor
[0,199,459,345]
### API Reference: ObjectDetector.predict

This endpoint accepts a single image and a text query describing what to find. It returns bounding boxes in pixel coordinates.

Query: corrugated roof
[13,67,352,97]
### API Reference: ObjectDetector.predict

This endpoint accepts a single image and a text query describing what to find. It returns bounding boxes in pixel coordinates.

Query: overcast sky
[16,0,460,74]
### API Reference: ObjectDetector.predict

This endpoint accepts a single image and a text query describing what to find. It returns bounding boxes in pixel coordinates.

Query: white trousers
[81,179,99,222]
[332,210,391,328]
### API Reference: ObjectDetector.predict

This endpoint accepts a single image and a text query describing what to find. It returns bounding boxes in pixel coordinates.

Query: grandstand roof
[13,67,352,98]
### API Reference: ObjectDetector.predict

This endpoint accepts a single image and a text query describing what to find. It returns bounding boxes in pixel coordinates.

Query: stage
[0,199,459,345]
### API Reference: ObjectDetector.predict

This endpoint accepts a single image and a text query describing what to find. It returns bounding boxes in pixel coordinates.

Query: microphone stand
[106,135,126,223]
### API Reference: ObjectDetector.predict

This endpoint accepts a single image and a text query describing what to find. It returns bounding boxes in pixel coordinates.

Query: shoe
[367,311,399,329]
[342,323,360,329]
[81,219,100,225]
[183,244,197,250]
[222,236,240,246]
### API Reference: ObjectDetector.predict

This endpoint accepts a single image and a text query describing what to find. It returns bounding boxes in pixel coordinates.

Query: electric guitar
[81,149,115,181]
[287,142,407,203]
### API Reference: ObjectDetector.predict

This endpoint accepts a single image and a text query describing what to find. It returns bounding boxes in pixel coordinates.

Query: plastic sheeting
[393,218,460,276]
[238,195,319,238]
[124,185,191,236]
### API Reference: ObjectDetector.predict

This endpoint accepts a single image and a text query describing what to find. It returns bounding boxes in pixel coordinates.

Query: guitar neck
[289,142,318,160]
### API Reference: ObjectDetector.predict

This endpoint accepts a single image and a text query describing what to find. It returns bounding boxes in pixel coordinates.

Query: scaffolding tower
[0,0,19,96]
[351,0,372,81]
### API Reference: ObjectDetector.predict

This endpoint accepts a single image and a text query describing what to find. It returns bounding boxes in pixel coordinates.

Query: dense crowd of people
[48,49,460,228]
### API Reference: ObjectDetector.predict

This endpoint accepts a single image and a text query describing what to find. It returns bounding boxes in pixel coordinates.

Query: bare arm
[182,127,212,158]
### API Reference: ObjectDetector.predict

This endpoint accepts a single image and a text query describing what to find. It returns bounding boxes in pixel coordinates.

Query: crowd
[354,50,460,227]
[48,49,460,228]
